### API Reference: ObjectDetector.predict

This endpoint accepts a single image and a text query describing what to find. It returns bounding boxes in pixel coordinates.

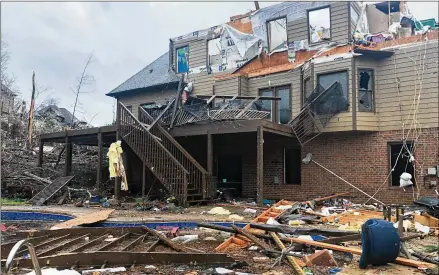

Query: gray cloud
[2,1,437,126]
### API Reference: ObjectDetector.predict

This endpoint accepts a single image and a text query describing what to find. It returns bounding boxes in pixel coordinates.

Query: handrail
[5,240,42,275]
[118,102,189,175]
[140,107,209,175]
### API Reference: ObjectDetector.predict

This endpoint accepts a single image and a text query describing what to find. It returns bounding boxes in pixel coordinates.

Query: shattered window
[278,87,291,124]
[176,46,189,74]
[358,69,374,112]
[389,142,415,187]
[350,5,359,24]
[267,17,287,53]
[303,77,313,104]
[284,148,301,185]
[318,71,348,111]
[260,88,273,121]
[208,38,222,66]
[308,7,331,43]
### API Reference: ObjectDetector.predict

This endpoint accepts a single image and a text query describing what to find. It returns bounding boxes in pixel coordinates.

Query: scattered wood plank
[250,223,358,237]
[50,209,114,230]
[285,236,437,269]
[231,225,270,250]
[141,226,189,252]
[270,232,305,275]
[414,213,439,228]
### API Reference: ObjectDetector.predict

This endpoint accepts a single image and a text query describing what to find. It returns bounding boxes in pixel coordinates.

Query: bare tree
[70,52,95,127]
[1,38,16,92]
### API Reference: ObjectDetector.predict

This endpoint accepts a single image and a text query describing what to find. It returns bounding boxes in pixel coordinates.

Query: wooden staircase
[117,102,211,206]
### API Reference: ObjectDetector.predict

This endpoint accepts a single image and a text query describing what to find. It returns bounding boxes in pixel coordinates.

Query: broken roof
[106,51,180,97]
[37,105,83,125]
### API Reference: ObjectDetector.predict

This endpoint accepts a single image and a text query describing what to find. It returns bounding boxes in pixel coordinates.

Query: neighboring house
[42,1,438,206]
[36,105,86,127]
[1,83,16,115]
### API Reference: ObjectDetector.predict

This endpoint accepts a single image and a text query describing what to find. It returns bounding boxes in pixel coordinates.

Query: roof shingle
[106,51,180,96]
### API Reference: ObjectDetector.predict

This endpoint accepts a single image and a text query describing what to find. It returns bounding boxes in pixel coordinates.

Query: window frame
[283,147,301,185]
[176,45,189,74]
[357,68,375,112]
[388,141,416,187]
[207,36,222,67]
[316,69,350,112]
[266,16,288,53]
[307,5,332,45]
[258,85,292,124]
[302,76,312,106]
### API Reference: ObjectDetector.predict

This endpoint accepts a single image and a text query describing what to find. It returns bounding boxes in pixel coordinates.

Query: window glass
[208,38,222,66]
[303,77,313,103]
[308,7,331,43]
[268,17,288,53]
[176,46,189,73]
[278,87,291,124]
[284,148,301,184]
[260,89,273,121]
[350,5,359,23]
[318,71,348,100]
[359,70,374,112]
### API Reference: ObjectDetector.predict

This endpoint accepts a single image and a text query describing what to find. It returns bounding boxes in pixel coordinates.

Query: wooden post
[142,164,146,198]
[26,72,36,149]
[257,126,264,206]
[207,132,213,198]
[96,130,103,189]
[64,136,72,176]
[38,139,44,167]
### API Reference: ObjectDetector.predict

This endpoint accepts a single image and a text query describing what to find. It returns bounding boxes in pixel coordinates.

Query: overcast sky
[2,1,438,126]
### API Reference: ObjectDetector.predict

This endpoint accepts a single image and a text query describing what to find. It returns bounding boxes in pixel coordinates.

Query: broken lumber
[231,225,269,250]
[24,171,52,184]
[51,209,114,230]
[270,232,305,275]
[250,223,357,237]
[284,236,437,269]
[141,226,189,252]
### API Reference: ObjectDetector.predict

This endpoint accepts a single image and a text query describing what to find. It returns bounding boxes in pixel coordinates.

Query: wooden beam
[285,236,436,269]
[213,95,238,119]
[197,95,281,100]
[145,240,160,252]
[205,95,216,105]
[142,164,146,198]
[64,136,72,176]
[231,225,269,250]
[97,233,131,251]
[121,235,146,252]
[70,234,110,253]
[96,130,103,189]
[9,252,236,269]
[38,234,90,257]
[235,96,261,118]
[256,126,264,206]
[141,226,189,252]
[270,232,305,275]
[207,132,213,176]
[169,76,184,129]
[147,98,175,131]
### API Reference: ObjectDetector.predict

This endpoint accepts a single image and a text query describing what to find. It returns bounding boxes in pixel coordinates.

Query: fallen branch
[23,172,52,184]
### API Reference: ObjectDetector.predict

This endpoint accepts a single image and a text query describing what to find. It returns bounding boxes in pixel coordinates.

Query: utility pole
[254,1,260,10]
[26,71,36,149]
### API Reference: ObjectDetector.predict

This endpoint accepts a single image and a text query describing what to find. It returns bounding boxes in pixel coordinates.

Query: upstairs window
[303,77,313,105]
[267,17,287,53]
[317,71,349,112]
[176,46,189,73]
[208,38,222,66]
[308,7,331,44]
[259,85,291,124]
[358,69,374,112]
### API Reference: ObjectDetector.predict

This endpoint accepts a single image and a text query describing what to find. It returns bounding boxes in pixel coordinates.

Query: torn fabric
[107,140,128,191]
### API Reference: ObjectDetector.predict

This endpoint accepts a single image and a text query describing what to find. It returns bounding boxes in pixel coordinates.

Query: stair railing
[118,102,189,205]
[5,240,41,275]
[139,106,212,199]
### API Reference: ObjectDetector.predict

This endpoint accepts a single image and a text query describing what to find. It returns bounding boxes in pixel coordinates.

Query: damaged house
[39,1,439,206]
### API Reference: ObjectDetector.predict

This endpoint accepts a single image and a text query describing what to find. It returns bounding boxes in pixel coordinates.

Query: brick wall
[236,128,438,204]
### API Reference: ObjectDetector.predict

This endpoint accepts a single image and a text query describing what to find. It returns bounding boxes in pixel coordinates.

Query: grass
[0,198,30,206]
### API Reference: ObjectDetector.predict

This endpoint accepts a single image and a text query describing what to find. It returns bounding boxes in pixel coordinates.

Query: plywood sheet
[51,209,115,230]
